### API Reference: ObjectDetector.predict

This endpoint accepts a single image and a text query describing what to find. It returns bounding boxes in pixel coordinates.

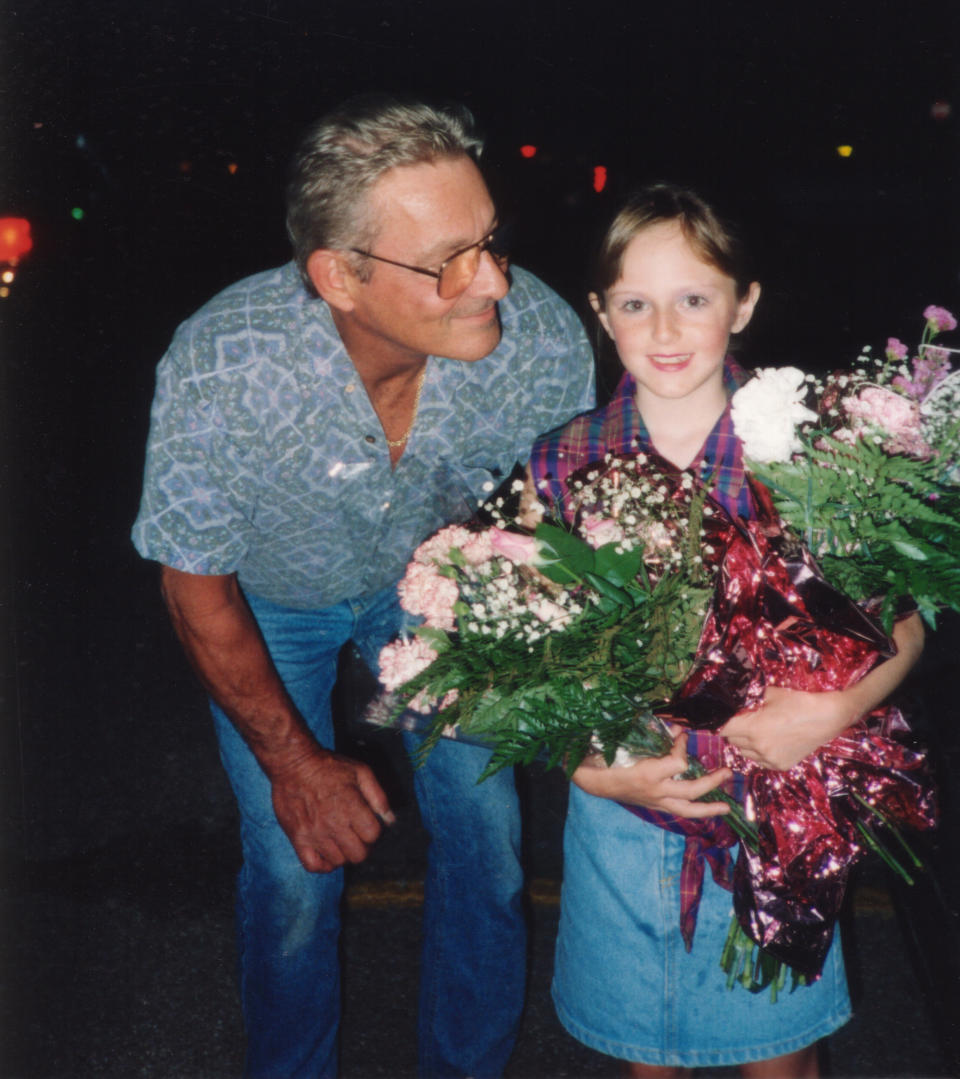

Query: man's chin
[453,323,504,362]
[444,320,502,362]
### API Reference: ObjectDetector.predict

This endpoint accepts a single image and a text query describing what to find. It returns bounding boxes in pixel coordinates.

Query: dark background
[1,1,959,1075]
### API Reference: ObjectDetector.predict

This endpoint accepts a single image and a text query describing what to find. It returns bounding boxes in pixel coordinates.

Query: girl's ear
[732,281,761,334]
[589,292,613,339]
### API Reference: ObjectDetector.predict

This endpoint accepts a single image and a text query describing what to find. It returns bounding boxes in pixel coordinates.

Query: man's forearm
[160,566,320,777]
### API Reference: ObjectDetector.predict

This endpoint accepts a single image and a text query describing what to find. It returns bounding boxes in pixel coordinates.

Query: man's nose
[468,249,510,301]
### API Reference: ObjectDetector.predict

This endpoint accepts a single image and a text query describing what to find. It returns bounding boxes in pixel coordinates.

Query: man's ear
[589,291,612,339]
[306,250,357,312]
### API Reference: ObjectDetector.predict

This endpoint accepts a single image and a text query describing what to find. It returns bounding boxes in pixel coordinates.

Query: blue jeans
[210,584,525,1078]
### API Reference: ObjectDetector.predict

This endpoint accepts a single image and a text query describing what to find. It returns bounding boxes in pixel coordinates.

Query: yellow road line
[345,878,893,915]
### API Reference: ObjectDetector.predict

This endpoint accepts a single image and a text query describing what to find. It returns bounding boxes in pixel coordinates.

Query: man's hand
[270,745,396,873]
[572,732,732,818]
[159,566,396,873]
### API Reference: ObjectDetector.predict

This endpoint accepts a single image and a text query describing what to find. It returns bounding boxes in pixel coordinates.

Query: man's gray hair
[286,94,484,293]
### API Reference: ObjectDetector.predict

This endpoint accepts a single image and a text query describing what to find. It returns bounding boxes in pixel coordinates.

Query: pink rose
[924,305,958,333]
[579,513,625,549]
[489,528,541,565]
[398,562,459,630]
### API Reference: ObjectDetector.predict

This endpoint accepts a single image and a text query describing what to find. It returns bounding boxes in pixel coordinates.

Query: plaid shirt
[530,357,753,521]
[529,357,755,950]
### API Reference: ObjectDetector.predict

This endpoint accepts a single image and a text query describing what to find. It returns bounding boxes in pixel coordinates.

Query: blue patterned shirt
[132,262,595,609]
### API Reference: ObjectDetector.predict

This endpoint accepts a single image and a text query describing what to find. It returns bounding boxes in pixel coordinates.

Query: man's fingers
[356,767,395,827]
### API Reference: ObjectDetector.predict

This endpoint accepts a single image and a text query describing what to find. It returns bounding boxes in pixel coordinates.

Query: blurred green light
[71,207,85,221]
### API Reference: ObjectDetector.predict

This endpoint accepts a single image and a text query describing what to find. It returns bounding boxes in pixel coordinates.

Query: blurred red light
[593,166,607,193]
[0,217,33,263]
[520,145,537,159]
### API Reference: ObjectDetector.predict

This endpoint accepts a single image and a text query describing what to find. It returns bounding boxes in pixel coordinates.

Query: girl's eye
[621,299,648,313]
[682,294,709,310]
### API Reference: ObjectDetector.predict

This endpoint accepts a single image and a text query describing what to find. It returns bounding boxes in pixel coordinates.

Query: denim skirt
[552,787,852,1067]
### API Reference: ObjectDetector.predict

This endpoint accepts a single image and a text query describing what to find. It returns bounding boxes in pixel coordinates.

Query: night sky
[4,0,959,347]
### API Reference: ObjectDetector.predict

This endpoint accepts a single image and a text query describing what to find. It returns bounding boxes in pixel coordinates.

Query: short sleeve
[131,324,258,574]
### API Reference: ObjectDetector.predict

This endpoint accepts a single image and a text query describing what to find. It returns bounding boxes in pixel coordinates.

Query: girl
[527,184,924,1078]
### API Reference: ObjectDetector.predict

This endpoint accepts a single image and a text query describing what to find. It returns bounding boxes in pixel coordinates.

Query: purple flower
[891,350,951,402]
[923,305,958,333]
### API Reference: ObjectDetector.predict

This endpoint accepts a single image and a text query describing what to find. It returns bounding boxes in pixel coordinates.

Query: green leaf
[593,542,644,587]
[534,521,595,583]
[890,539,928,561]
[584,570,634,610]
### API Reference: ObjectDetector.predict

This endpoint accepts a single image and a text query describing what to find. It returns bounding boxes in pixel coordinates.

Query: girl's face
[591,220,760,410]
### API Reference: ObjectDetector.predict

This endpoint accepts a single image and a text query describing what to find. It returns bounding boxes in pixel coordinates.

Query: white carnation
[731,367,818,463]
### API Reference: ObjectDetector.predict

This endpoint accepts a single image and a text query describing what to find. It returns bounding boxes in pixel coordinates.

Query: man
[132,95,594,1078]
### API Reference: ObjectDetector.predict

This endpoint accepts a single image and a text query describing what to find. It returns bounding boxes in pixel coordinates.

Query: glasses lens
[436,228,511,299]
[437,249,477,300]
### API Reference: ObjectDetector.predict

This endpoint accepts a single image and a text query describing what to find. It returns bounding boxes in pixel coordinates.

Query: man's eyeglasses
[350,224,511,300]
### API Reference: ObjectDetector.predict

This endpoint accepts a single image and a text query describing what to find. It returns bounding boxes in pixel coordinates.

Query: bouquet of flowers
[731,305,960,630]
[380,456,725,783]
[375,309,949,997]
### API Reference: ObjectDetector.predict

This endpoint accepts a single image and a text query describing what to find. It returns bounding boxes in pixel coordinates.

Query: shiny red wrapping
[667,478,938,979]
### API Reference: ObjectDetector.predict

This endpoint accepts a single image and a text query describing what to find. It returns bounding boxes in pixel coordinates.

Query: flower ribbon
[625,469,938,978]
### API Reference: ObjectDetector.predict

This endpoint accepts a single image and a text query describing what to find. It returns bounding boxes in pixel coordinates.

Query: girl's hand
[571,731,732,818]
[720,686,850,771]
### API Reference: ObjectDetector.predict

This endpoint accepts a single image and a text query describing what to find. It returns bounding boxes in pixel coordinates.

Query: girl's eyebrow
[607,282,723,296]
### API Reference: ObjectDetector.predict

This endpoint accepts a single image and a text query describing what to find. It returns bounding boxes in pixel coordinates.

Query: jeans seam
[417,763,447,1074]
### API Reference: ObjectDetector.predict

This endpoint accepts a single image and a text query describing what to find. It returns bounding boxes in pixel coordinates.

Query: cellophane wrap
[664,478,938,979]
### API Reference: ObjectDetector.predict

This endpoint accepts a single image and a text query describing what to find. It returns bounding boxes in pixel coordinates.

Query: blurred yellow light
[2,270,14,283]
[836,145,853,158]
[0,286,10,298]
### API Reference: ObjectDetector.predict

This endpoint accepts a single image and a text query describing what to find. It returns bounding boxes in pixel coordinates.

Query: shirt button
[345,383,356,394]
[365,434,376,444]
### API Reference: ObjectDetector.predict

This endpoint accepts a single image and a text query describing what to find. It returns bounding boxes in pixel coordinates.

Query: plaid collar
[603,358,753,519]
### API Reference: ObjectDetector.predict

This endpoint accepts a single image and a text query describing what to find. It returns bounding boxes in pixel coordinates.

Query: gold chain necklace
[384,365,427,448]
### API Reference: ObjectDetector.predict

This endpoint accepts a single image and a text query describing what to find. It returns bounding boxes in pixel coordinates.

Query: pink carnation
[924,305,958,333]
[580,513,625,549]
[885,337,909,362]
[398,562,459,630]
[842,386,933,458]
[489,528,541,565]
[460,530,494,565]
[413,524,472,566]
[378,636,439,692]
